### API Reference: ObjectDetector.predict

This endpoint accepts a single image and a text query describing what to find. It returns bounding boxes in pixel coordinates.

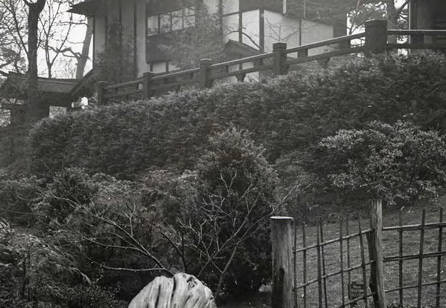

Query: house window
[149,61,179,74]
[172,9,183,31]
[49,106,67,118]
[0,109,11,127]
[147,15,159,35]
[147,7,196,36]
[183,7,196,28]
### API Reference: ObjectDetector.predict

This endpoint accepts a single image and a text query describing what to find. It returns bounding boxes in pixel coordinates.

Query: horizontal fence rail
[96,19,446,105]
[272,203,446,308]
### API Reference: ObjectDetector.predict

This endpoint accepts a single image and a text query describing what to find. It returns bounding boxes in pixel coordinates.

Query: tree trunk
[76,18,93,80]
[26,0,46,123]
[386,0,400,43]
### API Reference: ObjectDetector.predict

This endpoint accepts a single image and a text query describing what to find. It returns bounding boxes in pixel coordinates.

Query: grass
[223,205,445,308]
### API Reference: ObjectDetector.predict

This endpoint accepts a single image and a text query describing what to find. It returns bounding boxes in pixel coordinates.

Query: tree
[157,9,225,69]
[0,0,27,76]
[0,0,86,122]
[287,0,408,34]
[25,0,47,122]
[156,128,279,298]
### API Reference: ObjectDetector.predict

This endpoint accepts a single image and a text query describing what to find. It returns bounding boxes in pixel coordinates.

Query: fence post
[364,19,388,56]
[271,216,295,308]
[367,200,386,308]
[143,72,154,99]
[199,58,213,89]
[96,81,107,105]
[273,42,289,76]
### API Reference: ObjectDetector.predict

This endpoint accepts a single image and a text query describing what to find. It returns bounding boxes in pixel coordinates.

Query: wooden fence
[97,19,446,105]
[271,202,446,308]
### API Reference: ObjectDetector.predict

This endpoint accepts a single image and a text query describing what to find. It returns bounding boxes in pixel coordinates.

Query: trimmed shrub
[150,127,279,298]
[29,53,446,179]
[304,121,446,206]
[0,176,42,226]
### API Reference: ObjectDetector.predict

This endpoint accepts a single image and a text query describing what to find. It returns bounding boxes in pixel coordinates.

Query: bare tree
[24,0,46,122]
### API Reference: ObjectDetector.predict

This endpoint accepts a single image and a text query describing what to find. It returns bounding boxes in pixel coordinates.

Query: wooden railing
[97,20,446,105]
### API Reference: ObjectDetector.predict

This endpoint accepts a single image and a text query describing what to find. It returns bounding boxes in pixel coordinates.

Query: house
[69,0,346,77]
[0,73,78,126]
[410,0,446,30]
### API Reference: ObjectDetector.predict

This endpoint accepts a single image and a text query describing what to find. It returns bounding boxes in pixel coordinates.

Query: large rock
[129,273,217,308]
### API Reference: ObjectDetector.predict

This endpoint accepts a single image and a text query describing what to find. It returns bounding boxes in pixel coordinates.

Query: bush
[304,121,446,206]
[29,53,446,179]
[152,127,279,298]
[0,176,41,226]
[0,220,118,307]
[35,168,171,300]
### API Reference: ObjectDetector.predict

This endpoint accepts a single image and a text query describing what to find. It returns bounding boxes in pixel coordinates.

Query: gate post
[271,216,295,308]
[143,72,154,99]
[364,19,388,56]
[273,43,289,76]
[96,81,108,105]
[199,58,213,88]
[367,200,386,308]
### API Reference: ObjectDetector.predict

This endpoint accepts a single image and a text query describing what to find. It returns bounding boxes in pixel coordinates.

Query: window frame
[146,6,196,37]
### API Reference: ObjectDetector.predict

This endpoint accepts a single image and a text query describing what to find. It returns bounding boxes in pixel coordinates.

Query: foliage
[34,167,98,230]
[29,53,446,180]
[34,168,171,300]
[158,8,225,69]
[94,21,135,83]
[0,219,118,307]
[152,127,279,298]
[305,121,446,206]
[27,129,278,301]
[0,176,41,226]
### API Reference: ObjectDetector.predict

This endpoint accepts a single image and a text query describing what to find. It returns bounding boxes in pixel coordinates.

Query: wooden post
[271,216,295,308]
[199,58,213,89]
[143,72,153,99]
[96,81,107,105]
[273,42,289,76]
[365,19,388,55]
[367,200,386,308]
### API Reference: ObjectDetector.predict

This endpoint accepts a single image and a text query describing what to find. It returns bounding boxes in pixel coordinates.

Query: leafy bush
[29,53,446,179]
[151,127,279,298]
[304,121,446,205]
[34,168,172,300]
[0,220,118,307]
[34,167,98,230]
[0,176,41,226]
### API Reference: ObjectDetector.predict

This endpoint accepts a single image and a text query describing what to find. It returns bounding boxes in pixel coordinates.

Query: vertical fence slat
[320,222,328,308]
[339,219,345,308]
[271,216,295,308]
[358,218,369,308]
[398,210,404,306]
[294,223,297,307]
[436,208,444,308]
[367,200,386,308]
[317,226,323,308]
[346,216,352,306]
[302,224,307,308]
[416,210,426,308]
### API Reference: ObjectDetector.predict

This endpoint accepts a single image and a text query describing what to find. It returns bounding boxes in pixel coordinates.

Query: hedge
[29,53,446,179]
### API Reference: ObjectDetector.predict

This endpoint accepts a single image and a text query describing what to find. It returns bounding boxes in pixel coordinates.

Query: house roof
[223,40,261,59]
[69,0,102,16]
[0,73,78,107]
